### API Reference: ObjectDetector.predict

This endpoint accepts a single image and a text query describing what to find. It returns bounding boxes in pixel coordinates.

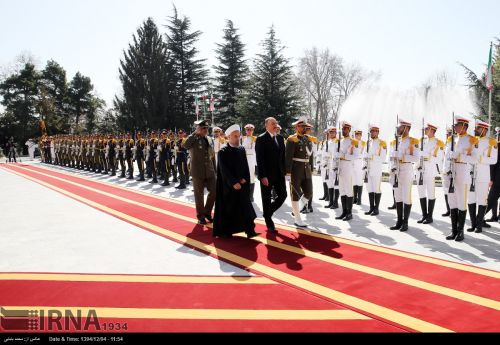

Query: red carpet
[2,163,500,332]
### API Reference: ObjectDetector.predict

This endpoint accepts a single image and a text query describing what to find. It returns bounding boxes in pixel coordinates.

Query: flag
[486,43,494,91]
[209,94,215,112]
[195,97,200,115]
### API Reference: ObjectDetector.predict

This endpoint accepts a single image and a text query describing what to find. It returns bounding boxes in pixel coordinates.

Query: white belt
[293,158,309,163]
[246,153,254,155]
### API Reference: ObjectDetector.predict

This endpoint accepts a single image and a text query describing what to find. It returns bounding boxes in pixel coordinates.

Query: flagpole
[487,41,493,136]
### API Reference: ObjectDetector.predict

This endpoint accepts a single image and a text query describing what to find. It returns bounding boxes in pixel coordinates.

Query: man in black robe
[213,125,258,239]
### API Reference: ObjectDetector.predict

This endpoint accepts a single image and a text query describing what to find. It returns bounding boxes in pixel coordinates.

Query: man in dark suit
[485,129,500,223]
[256,117,287,233]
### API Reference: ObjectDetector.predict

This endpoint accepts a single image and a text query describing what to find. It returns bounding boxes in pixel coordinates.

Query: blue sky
[0,0,498,106]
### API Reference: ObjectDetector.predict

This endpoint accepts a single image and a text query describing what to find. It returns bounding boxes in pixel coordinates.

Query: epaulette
[489,138,498,149]
[361,140,367,148]
[351,139,359,148]
[390,139,396,146]
[469,136,479,146]
[410,137,419,146]
[380,140,387,149]
[436,139,445,148]
[287,135,299,143]
[252,136,257,142]
[307,135,318,143]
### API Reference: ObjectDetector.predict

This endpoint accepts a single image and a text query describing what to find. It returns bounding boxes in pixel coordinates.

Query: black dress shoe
[267,226,278,234]
[205,215,214,223]
[197,218,207,225]
[486,217,498,222]
[246,231,259,239]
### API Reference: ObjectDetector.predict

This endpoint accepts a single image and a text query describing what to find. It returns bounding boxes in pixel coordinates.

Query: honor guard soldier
[212,127,226,168]
[318,129,329,202]
[158,130,172,186]
[323,127,340,209]
[148,131,159,184]
[445,117,478,242]
[364,124,387,216]
[389,119,420,232]
[285,117,314,227]
[168,131,178,183]
[242,124,258,202]
[106,134,117,176]
[124,132,135,179]
[466,120,498,234]
[442,127,453,216]
[353,129,367,206]
[116,134,127,178]
[176,129,189,189]
[135,131,146,181]
[335,121,361,222]
[415,122,445,224]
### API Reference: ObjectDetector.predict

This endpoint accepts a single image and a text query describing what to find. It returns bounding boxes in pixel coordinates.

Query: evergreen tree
[165,6,208,129]
[461,40,500,128]
[40,60,69,133]
[213,20,248,128]
[240,26,302,132]
[68,72,95,133]
[0,62,41,151]
[115,18,174,131]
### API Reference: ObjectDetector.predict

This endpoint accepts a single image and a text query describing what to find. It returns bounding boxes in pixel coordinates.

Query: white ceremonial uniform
[242,135,257,184]
[339,136,361,197]
[315,140,323,173]
[442,137,453,194]
[447,134,478,211]
[416,137,445,200]
[213,136,226,167]
[353,140,367,186]
[323,138,339,189]
[25,140,36,159]
[365,138,387,194]
[467,136,498,206]
[391,136,420,205]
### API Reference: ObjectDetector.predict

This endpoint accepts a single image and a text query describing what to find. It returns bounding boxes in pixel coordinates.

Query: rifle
[363,127,370,183]
[448,113,456,194]
[393,115,400,188]
[496,127,500,142]
[334,121,341,186]
[418,118,425,186]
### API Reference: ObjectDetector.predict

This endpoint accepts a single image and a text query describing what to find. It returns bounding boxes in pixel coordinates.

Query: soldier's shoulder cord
[489,138,498,148]
[287,134,299,143]
[469,135,479,146]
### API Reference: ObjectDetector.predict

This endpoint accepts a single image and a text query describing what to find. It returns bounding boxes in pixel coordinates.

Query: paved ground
[4,159,497,272]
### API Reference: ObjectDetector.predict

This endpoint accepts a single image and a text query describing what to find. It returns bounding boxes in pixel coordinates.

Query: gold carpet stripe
[2,306,370,320]
[0,273,276,284]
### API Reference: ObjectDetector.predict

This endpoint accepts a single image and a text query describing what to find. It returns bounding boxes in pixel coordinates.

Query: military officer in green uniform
[285,116,314,228]
[183,119,217,225]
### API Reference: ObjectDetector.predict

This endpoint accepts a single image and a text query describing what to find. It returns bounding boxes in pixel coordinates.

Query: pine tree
[115,18,174,131]
[68,72,94,133]
[40,60,69,133]
[165,6,208,129]
[0,62,41,150]
[213,20,248,128]
[241,26,302,132]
